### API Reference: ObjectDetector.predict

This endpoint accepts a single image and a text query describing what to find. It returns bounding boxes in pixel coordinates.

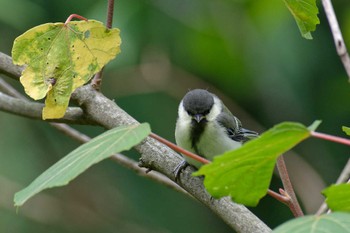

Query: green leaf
[323,183,350,212]
[273,212,350,233]
[12,19,121,119]
[193,122,310,206]
[283,0,320,39]
[342,126,350,136]
[14,123,150,207]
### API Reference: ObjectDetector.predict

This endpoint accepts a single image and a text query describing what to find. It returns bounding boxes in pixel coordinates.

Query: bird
[175,89,258,171]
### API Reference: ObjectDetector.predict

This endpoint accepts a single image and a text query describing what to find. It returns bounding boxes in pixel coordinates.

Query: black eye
[187,110,195,116]
[203,110,210,115]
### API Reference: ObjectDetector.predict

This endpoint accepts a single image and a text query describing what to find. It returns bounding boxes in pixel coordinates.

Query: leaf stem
[91,0,115,91]
[311,131,350,146]
[276,155,304,217]
[106,0,115,29]
[64,14,88,25]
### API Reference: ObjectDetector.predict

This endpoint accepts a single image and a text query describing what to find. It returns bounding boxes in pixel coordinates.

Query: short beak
[193,114,204,123]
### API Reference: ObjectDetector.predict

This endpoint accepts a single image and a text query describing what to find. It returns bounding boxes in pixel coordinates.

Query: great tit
[175,89,258,169]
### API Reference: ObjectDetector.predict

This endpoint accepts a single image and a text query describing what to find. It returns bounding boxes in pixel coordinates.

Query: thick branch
[0,53,22,80]
[0,92,93,125]
[72,85,271,233]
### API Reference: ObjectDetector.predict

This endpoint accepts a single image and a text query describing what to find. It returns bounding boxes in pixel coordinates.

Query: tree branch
[0,51,271,232]
[0,70,189,200]
[72,85,271,233]
[0,53,22,80]
[110,153,191,197]
[0,53,188,196]
[0,91,93,125]
[50,122,191,197]
[322,0,350,80]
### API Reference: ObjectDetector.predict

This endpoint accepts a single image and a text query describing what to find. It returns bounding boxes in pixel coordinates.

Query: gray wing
[217,110,258,143]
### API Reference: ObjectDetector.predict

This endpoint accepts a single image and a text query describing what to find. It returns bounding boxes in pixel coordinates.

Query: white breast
[195,120,242,160]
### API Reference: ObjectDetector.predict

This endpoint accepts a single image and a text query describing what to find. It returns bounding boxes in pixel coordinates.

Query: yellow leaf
[12,19,121,119]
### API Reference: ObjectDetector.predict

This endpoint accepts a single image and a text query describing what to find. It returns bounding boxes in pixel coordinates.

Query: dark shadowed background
[1,0,350,232]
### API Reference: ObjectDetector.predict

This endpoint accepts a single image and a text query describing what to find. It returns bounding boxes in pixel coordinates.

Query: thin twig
[49,123,91,143]
[91,0,115,91]
[322,0,350,80]
[276,155,304,217]
[0,77,22,97]
[150,133,210,164]
[335,158,350,184]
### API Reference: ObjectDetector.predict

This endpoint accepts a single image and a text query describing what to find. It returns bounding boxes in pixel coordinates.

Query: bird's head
[181,89,220,123]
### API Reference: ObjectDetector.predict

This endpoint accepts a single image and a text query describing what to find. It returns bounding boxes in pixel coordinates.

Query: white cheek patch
[178,101,192,124]
[206,96,222,121]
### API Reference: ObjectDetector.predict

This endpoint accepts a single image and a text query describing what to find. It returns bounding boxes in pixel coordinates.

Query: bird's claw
[173,160,189,182]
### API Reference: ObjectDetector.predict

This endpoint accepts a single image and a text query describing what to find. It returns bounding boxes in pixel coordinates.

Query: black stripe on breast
[190,119,207,155]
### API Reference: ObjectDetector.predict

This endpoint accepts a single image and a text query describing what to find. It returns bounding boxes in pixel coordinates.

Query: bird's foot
[173,160,189,182]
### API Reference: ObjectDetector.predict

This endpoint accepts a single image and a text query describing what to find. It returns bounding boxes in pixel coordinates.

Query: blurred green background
[1,0,350,232]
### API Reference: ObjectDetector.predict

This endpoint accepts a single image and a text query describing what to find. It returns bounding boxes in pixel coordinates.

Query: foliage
[272,212,350,233]
[12,19,121,119]
[14,123,151,206]
[0,0,349,232]
[323,183,350,212]
[343,126,350,136]
[283,0,320,39]
[194,122,311,206]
